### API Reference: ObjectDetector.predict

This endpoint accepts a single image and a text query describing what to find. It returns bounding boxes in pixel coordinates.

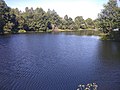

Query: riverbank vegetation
[0,0,96,34]
[0,0,120,40]
[98,0,120,41]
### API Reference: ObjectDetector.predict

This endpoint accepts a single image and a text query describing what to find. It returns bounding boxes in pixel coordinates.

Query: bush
[18,29,26,33]
[101,34,109,40]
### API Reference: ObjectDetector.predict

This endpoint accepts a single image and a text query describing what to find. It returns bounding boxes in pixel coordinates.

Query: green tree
[0,0,10,34]
[3,21,14,33]
[63,15,75,30]
[98,0,119,33]
[64,15,69,21]
[93,19,100,30]
[74,16,85,29]
[67,17,75,30]
[85,18,94,29]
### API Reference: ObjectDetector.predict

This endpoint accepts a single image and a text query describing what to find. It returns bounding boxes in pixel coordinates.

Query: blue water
[0,33,120,90]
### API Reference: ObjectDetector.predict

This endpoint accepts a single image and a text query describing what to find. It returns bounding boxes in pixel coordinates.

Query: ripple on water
[0,34,120,90]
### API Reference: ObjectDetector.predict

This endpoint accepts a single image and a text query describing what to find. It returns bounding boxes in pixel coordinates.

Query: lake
[0,33,120,90]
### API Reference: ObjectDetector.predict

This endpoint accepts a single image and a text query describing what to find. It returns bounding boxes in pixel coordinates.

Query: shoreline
[0,29,101,35]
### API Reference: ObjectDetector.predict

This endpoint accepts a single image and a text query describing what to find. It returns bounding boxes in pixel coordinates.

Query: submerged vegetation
[0,0,120,40]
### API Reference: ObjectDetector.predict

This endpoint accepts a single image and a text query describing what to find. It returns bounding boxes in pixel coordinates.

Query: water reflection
[95,41,120,90]
[63,30,101,36]
[98,41,120,61]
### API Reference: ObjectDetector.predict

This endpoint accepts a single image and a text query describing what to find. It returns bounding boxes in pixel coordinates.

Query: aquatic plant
[77,83,98,90]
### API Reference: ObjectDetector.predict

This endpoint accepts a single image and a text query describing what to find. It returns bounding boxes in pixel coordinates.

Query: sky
[4,0,119,20]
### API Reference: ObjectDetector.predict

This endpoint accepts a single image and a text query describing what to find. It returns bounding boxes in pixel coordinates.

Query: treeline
[0,0,120,39]
[0,0,97,34]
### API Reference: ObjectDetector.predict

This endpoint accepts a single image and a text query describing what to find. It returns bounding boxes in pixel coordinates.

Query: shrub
[18,29,26,33]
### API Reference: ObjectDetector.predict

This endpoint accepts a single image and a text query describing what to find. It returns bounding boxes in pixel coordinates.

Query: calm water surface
[0,33,120,90]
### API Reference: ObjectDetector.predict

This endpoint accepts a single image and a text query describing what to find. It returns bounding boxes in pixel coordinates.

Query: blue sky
[4,0,119,19]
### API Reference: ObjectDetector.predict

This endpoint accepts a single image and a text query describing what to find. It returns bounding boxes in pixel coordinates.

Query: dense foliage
[0,0,96,34]
[98,0,120,33]
[98,0,120,40]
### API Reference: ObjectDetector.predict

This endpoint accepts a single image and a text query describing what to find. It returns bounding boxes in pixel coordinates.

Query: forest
[0,0,120,40]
